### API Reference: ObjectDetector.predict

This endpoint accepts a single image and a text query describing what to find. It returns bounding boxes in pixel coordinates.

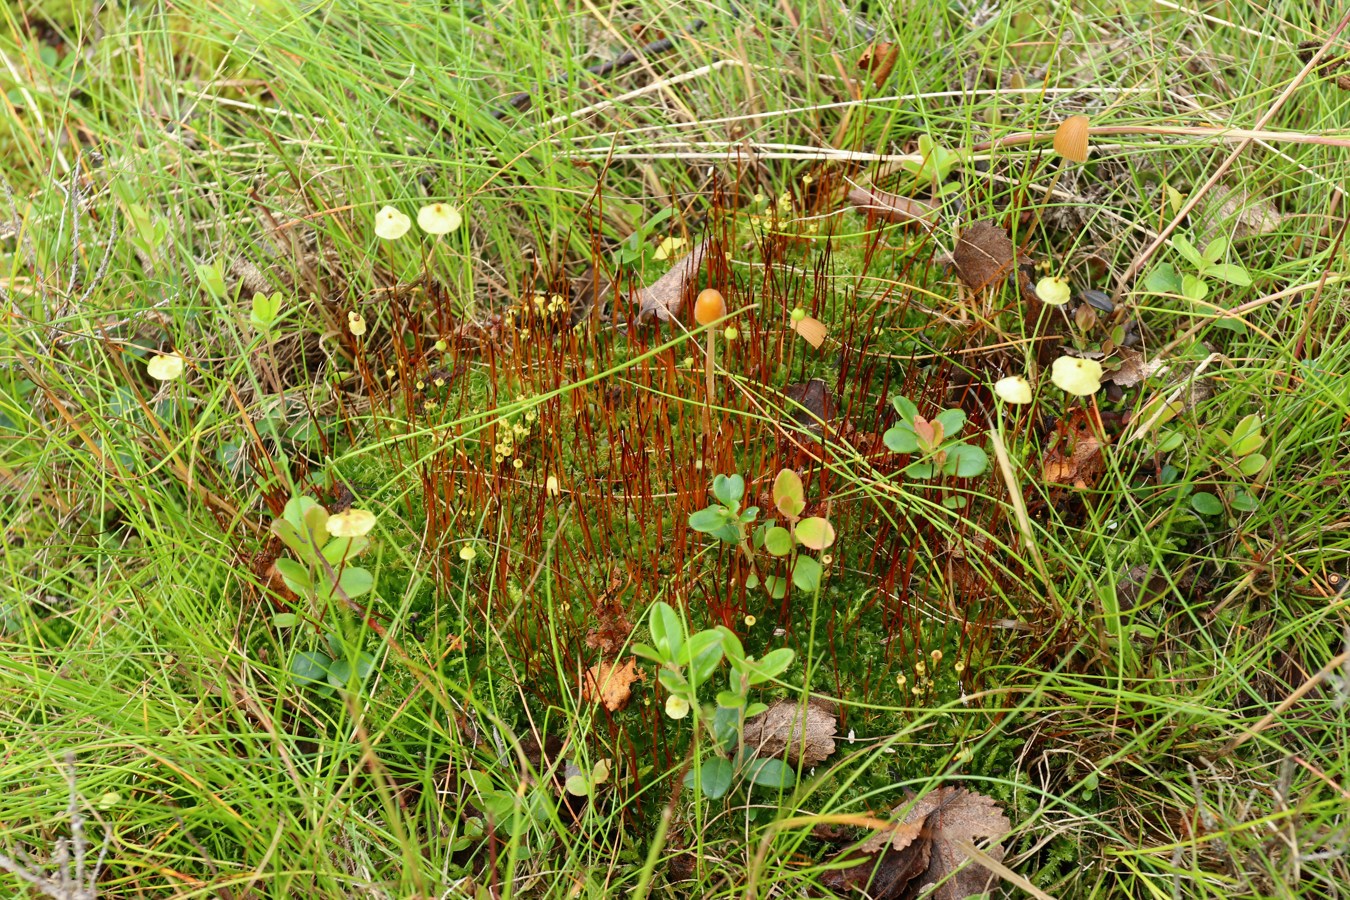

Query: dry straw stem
[988,428,1052,596]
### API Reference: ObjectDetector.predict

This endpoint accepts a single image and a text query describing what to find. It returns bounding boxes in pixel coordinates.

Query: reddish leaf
[637,237,712,324]
[847,186,937,229]
[1041,408,1106,489]
[857,43,900,87]
[951,222,1014,293]
[820,788,1011,900]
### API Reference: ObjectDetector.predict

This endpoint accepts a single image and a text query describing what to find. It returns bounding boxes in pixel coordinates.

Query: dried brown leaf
[1041,409,1106,489]
[951,222,1014,293]
[847,186,938,228]
[857,42,900,88]
[820,820,933,898]
[581,658,643,712]
[742,697,837,767]
[584,570,633,656]
[900,787,1012,900]
[1199,184,1288,241]
[782,379,837,435]
[1106,348,1165,388]
[637,237,712,324]
[820,789,1010,900]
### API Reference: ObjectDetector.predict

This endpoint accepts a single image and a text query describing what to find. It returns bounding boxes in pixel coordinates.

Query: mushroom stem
[703,329,715,436]
[1033,157,1069,239]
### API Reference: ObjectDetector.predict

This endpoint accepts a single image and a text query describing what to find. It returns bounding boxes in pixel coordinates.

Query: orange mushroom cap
[1053,115,1090,163]
[694,288,727,325]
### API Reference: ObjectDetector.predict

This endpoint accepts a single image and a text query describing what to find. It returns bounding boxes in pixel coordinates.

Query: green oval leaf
[1204,262,1251,286]
[934,408,966,437]
[685,757,734,799]
[765,526,793,556]
[890,395,919,423]
[650,601,683,660]
[289,651,330,687]
[1190,491,1223,516]
[336,566,374,598]
[748,758,796,789]
[689,505,732,535]
[791,555,823,592]
[1237,452,1267,477]
[326,657,354,688]
[749,647,794,684]
[1173,234,1204,268]
[1143,264,1182,294]
[1229,414,1264,456]
[943,443,989,479]
[1182,274,1209,301]
[712,474,745,507]
[683,631,725,686]
[716,690,745,709]
[883,422,919,453]
[273,558,312,593]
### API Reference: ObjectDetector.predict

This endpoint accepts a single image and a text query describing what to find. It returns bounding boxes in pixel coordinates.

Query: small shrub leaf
[793,517,835,550]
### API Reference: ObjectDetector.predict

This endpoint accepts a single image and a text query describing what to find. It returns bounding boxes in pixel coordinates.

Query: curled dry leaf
[585,568,633,656]
[637,237,712,324]
[900,788,1012,900]
[820,820,932,898]
[1041,408,1106,489]
[857,42,900,88]
[950,222,1014,293]
[782,379,837,436]
[581,658,643,712]
[821,787,1011,900]
[1106,348,1165,388]
[743,696,837,767]
[847,186,938,229]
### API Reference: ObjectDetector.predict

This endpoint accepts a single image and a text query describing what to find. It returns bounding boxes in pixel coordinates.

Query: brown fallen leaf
[901,787,1012,900]
[857,42,900,88]
[1106,348,1165,388]
[581,658,643,712]
[636,237,712,324]
[820,819,933,898]
[584,567,633,656]
[743,697,837,767]
[1041,408,1106,489]
[821,788,1011,900]
[782,379,837,436]
[950,221,1014,293]
[1199,184,1288,242]
[819,788,1010,900]
[847,186,938,229]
